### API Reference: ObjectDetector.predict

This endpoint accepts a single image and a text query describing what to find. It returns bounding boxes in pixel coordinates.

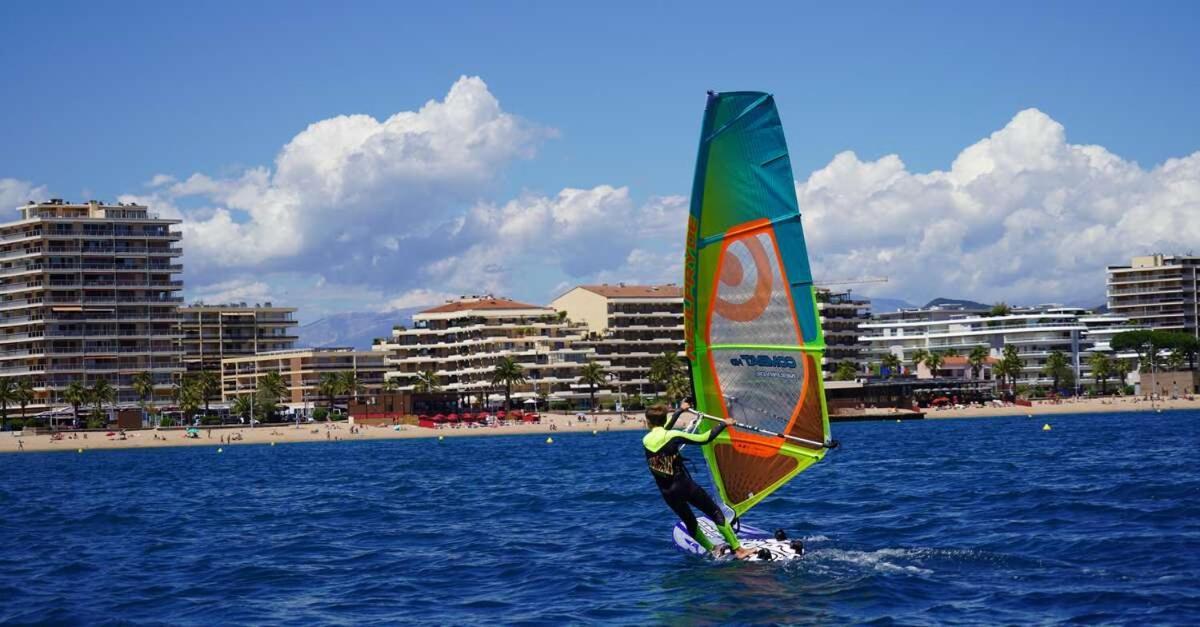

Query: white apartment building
[0,199,183,407]
[1106,254,1200,336]
[859,306,1087,387]
[551,284,682,399]
[374,296,596,405]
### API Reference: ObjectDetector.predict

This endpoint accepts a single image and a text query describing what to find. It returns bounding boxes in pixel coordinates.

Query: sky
[2,1,1198,321]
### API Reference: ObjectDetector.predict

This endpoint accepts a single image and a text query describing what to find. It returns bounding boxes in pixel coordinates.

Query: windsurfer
[643,402,754,559]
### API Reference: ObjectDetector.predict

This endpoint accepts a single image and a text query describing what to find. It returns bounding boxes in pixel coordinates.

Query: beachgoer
[18,439,23,451]
[643,401,752,559]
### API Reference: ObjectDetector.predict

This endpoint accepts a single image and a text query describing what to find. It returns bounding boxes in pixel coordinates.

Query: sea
[1,410,1198,625]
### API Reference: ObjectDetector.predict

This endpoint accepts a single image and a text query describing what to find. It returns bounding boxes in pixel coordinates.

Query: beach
[0,412,643,454]
[925,394,1200,419]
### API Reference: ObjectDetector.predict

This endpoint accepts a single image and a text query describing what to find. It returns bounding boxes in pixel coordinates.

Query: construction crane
[812,276,889,288]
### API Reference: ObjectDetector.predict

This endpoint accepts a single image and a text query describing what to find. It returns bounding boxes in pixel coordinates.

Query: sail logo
[730,355,797,368]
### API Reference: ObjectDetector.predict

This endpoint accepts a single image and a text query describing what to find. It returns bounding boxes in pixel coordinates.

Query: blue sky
[2,1,1199,319]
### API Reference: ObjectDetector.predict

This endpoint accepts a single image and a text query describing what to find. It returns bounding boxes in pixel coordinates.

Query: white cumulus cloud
[797,108,1200,306]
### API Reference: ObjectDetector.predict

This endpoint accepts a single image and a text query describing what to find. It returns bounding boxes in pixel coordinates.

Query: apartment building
[374,296,595,405]
[0,199,183,407]
[817,289,871,377]
[858,305,1088,387]
[178,303,298,372]
[551,284,683,398]
[220,348,386,405]
[1106,254,1200,336]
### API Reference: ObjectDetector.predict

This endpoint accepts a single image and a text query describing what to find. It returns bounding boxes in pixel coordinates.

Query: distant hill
[923,297,990,310]
[297,308,423,350]
[864,297,915,313]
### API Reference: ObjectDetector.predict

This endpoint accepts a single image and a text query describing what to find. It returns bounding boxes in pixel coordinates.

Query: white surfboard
[672,516,803,561]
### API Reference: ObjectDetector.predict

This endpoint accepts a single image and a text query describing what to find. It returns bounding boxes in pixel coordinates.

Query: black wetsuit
[643,409,737,550]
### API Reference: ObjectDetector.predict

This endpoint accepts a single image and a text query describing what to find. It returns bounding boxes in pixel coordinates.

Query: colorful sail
[684,91,830,518]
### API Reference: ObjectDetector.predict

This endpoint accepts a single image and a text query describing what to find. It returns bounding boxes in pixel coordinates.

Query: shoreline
[922,395,1200,419]
[5,397,1197,454]
[0,412,642,454]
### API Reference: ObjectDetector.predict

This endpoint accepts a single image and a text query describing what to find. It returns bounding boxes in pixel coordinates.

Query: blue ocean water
[2,411,1199,625]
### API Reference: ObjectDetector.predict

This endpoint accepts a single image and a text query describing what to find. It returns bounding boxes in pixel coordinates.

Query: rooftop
[579,283,682,299]
[419,296,548,315]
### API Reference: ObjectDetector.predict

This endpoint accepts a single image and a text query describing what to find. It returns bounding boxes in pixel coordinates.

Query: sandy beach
[925,395,1200,419]
[0,412,643,454]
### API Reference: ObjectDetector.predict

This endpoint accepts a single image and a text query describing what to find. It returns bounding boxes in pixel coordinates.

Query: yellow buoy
[1042,424,1051,431]
[217,447,224,453]
[896,419,901,423]
[77,448,83,453]
[270,441,276,446]
[592,430,598,435]
[1156,408,1162,413]
[1027,414,1033,418]
[437,435,444,441]
[546,437,554,444]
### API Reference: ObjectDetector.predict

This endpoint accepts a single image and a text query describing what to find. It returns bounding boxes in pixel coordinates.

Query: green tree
[232,394,254,422]
[1088,353,1113,395]
[578,360,607,410]
[15,378,35,424]
[337,371,364,403]
[177,380,202,422]
[381,378,399,393]
[413,370,442,393]
[64,381,88,427]
[664,373,692,406]
[648,351,685,392]
[318,372,342,413]
[833,361,858,381]
[924,351,945,378]
[1043,350,1072,392]
[259,371,287,405]
[910,348,930,373]
[491,357,526,411]
[89,378,115,419]
[990,302,1012,317]
[0,378,15,428]
[968,345,990,379]
[132,371,155,425]
[880,353,902,378]
[195,370,220,416]
[1113,358,1133,394]
[995,345,1024,393]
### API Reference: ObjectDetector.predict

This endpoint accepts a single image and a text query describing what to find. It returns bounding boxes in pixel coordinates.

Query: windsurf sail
[684,91,831,518]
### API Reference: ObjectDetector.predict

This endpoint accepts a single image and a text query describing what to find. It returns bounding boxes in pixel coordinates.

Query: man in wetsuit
[643,401,754,559]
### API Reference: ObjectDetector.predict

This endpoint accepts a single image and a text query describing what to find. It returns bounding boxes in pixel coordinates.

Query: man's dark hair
[645,404,668,427]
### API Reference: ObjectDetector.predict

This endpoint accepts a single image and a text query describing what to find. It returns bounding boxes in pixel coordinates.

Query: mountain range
[296,308,421,350]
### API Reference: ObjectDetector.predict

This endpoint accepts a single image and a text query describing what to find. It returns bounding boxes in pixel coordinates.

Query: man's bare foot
[733,547,756,560]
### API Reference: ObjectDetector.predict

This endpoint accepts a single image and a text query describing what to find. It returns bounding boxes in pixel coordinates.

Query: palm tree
[259,371,287,405]
[880,353,902,378]
[925,352,945,378]
[910,348,930,375]
[0,378,15,428]
[413,370,442,393]
[664,373,691,406]
[491,357,526,411]
[1043,350,1072,392]
[318,372,342,414]
[177,380,202,422]
[834,362,857,381]
[132,371,155,425]
[15,378,35,424]
[578,361,606,410]
[968,345,989,380]
[337,371,364,404]
[381,378,399,393]
[90,378,115,420]
[996,345,1024,395]
[64,381,88,427]
[195,370,221,416]
[1113,358,1133,395]
[232,394,254,422]
[1088,353,1112,395]
[648,351,684,393]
